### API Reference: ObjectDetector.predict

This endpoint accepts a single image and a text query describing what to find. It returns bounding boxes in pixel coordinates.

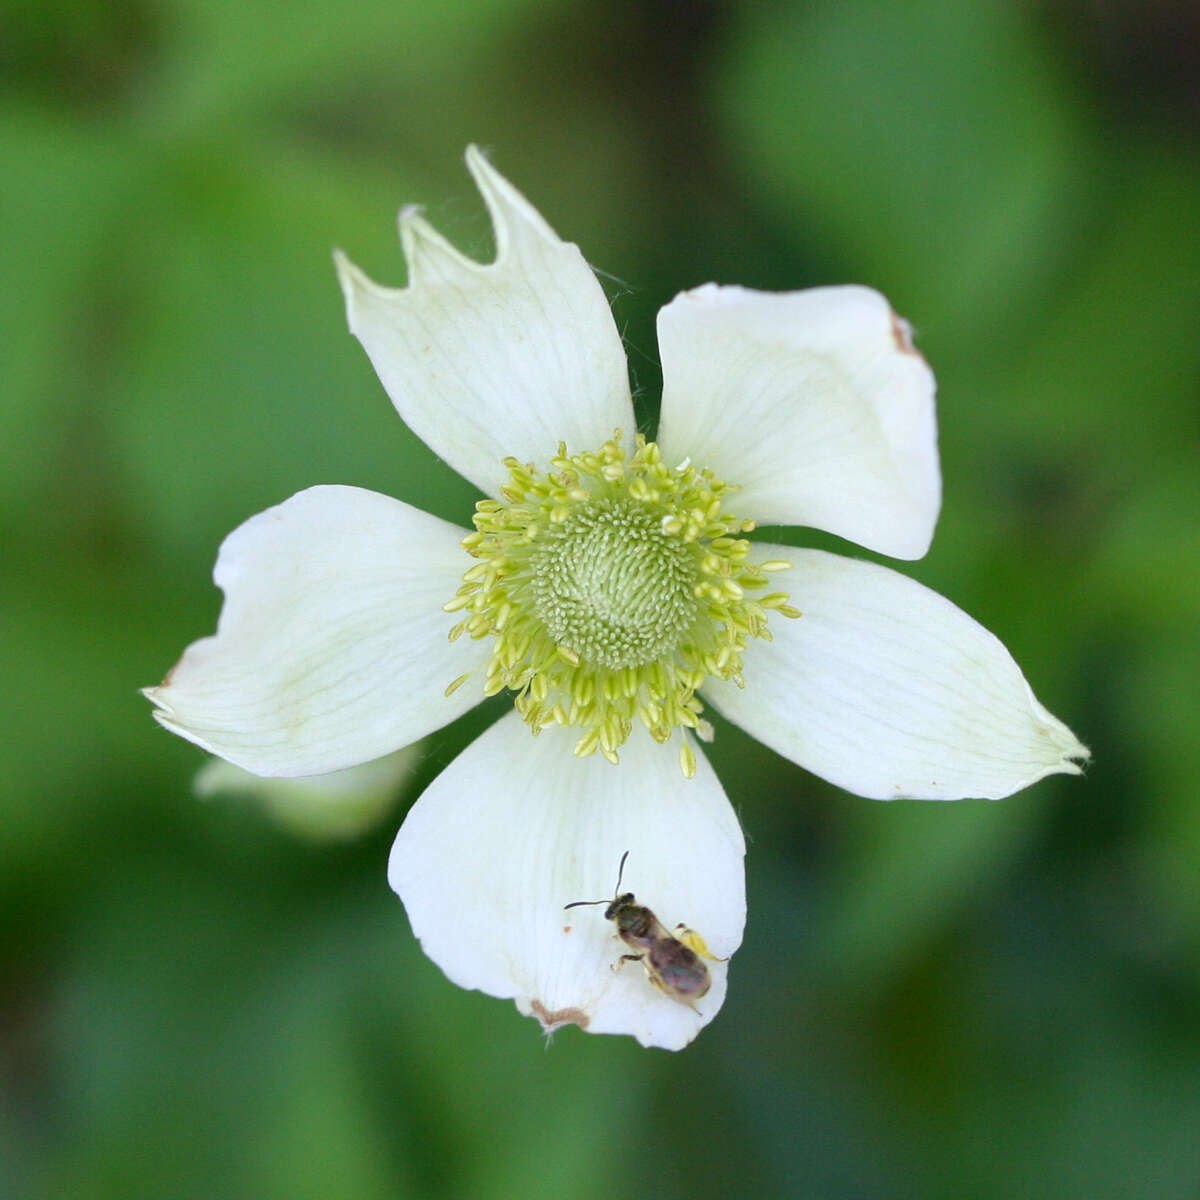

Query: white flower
[144,147,1089,1050]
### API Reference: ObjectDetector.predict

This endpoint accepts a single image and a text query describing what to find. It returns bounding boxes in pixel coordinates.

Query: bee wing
[647,936,711,999]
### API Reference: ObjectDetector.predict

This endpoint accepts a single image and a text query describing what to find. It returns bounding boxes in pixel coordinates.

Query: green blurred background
[3,0,1199,1196]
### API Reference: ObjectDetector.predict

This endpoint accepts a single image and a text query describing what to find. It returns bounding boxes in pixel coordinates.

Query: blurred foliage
[2,0,1199,1197]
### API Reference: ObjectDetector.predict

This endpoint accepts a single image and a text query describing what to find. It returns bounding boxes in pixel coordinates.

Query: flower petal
[144,485,489,776]
[389,712,745,1050]
[335,147,635,497]
[703,547,1089,800]
[656,284,940,559]
[194,747,420,841]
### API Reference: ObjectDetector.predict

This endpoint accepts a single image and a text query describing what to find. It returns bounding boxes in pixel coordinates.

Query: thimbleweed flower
[145,147,1088,1050]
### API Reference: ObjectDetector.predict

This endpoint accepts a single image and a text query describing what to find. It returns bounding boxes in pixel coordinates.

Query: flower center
[530,498,697,671]
[443,433,797,775]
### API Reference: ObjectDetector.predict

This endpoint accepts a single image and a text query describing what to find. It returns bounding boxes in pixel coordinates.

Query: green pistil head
[444,433,797,772]
[531,498,697,670]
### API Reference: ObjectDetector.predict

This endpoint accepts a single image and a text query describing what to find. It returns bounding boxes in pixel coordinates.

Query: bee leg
[612,953,643,975]
[673,924,726,962]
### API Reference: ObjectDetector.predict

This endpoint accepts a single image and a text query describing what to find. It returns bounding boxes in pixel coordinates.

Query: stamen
[445,432,798,773]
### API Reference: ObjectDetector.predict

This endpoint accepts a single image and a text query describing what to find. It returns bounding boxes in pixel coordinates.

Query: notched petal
[464,143,559,260]
[336,146,634,498]
[395,205,478,288]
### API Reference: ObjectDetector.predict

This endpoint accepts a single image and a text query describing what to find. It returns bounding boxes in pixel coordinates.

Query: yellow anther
[679,741,697,779]
[444,673,472,697]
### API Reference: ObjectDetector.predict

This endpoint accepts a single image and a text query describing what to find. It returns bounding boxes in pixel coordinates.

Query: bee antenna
[614,849,630,895]
[564,850,631,911]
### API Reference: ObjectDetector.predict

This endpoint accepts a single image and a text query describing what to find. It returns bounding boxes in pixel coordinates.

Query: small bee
[565,851,720,1009]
